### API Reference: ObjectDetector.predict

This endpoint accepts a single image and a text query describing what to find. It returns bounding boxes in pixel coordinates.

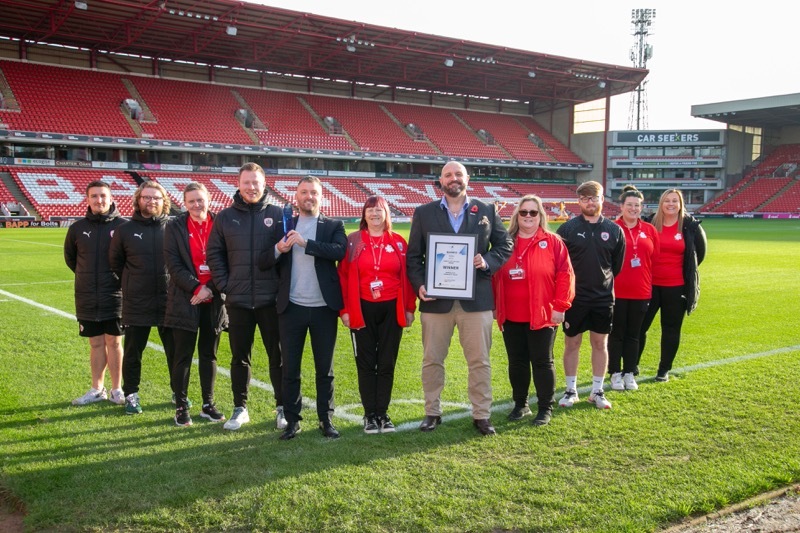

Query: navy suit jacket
[260,213,346,313]
[406,198,513,313]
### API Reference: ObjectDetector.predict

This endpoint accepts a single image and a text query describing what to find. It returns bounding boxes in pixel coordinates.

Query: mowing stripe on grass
[3,288,799,430]
[1,238,63,248]
[0,280,73,287]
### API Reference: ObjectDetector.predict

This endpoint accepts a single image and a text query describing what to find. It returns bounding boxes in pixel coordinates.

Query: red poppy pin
[470,205,478,213]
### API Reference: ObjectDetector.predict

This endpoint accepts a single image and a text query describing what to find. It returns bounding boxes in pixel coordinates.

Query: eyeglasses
[579,196,601,204]
[518,209,539,218]
[141,195,164,202]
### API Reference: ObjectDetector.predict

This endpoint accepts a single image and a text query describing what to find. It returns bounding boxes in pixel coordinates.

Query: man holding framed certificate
[407,161,513,436]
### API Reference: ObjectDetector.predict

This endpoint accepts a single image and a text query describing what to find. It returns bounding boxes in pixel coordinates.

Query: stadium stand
[302,94,440,155]
[7,168,138,219]
[131,77,253,144]
[237,88,354,151]
[455,110,554,162]
[0,60,136,137]
[757,179,800,213]
[516,116,587,164]
[382,103,513,160]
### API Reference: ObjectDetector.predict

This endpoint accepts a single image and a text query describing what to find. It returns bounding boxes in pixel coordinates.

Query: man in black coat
[206,162,284,431]
[64,180,127,406]
[260,176,346,440]
[109,180,174,415]
[406,161,513,436]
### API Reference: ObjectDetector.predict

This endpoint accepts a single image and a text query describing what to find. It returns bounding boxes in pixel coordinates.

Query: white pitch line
[1,288,798,430]
[0,280,73,287]
[1,239,63,248]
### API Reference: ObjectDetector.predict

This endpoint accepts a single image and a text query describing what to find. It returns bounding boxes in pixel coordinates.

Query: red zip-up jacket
[493,227,575,331]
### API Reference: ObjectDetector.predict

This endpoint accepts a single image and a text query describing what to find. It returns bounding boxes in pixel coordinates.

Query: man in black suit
[407,161,513,436]
[260,176,346,440]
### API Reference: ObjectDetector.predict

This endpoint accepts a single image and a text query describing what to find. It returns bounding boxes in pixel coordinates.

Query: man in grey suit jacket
[406,161,513,436]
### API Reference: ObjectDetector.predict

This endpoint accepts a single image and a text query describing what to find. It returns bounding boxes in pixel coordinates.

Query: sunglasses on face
[518,209,539,218]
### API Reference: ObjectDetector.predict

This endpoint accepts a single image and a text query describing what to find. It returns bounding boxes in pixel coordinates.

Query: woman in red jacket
[608,185,659,392]
[493,195,574,426]
[339,196,416,434]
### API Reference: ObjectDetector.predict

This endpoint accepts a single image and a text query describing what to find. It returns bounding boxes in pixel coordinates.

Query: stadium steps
[0,171,37,216]
[0,67,21,112]
[512,117,558,163]
[754,179,798,211]
[119,78,156,123]
[229,90,267,144]
[378,105,444,155]
[450,112,515,159]
[296,96,360,150]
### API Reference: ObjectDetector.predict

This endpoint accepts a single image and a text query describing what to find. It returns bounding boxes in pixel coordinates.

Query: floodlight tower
[628,8,656,130]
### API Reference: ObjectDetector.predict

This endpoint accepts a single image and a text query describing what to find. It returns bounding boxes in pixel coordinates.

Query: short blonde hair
[508,194,550,238]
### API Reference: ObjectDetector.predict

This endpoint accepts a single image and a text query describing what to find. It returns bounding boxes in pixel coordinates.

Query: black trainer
[174,406,192,427]
[363,415,380,434]
[200,403,226,423]
[378,414,395,433]
[655,371,670,382]
[507,405,532,421]
[532,409,552,426]
[319,420,340,439]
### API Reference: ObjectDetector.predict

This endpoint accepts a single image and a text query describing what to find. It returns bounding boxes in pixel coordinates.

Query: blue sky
[258,0,800,131]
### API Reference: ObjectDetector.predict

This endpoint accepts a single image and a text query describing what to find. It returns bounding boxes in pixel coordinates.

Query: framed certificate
[425,233,477,300]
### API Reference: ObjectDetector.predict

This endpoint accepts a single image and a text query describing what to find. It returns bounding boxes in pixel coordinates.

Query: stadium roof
[691,93,800,129]
[0,0,647,109]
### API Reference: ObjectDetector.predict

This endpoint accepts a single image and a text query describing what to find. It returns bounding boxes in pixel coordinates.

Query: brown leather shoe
[419,415,442,432]
[473,418,496,436]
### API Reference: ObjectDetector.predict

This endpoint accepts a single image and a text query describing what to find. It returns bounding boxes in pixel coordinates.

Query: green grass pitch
[0,218,799,531]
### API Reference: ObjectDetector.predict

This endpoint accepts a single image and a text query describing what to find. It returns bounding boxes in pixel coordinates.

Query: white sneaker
[109,388,125,405]
[588,389,612,409]
[72,387,107,405]
[558,389,579,408]
[610,372,624,391]
[623,373,639,391]
[223,407,250,430]
[275,406,288,430]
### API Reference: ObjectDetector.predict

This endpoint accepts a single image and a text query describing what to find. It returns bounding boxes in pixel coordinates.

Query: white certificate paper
[425,233,476,299]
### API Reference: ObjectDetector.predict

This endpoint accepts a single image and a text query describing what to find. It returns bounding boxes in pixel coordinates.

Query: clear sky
[255,0,800,132]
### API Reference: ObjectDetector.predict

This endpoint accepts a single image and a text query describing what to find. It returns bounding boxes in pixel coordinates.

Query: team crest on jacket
[385,244,395,253]
[264,218,274,228]
[539,241,548,249]
[601,232,609,241]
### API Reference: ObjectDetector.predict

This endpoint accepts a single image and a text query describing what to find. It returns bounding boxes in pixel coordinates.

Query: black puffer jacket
[64,204,127,322]
[163,212,228,333]
[681,214,706,316]
[109,211,169,327]
[206,190,282,309]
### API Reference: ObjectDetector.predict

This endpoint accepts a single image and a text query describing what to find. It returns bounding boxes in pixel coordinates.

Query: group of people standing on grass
[64,160,705,439]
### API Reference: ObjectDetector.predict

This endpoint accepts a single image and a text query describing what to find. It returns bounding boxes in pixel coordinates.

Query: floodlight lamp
[598,81,606,89]
[346,44,357,53]
[527,70,536,78]
[74,1,88,10]
[226,25,237,36]
[443,58,454,67]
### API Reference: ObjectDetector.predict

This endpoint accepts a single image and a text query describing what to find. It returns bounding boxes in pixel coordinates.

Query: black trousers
[122,325,174,397]
[638,285,687,374]
[501,321,556,412]
[349,299,404,416]
[608,298,649,375]
[226,305,282,409]
[170,303,221,409]
[279,302,338,424]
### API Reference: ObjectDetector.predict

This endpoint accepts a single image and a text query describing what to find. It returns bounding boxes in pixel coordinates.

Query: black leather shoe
[279,422,301,440]
[473,418,496,436]
[532,410,551,426]
[319,420,340,439]
[419,415,442,432]
[507,405,532,421]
